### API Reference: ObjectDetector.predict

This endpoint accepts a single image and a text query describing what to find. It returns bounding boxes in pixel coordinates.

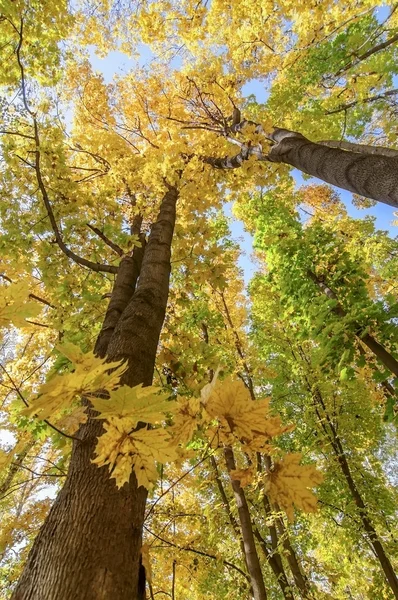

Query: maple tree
[1,1,398,599]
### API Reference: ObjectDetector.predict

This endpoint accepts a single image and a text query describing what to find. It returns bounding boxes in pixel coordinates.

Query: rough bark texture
[12,186,178,600]
[269,129,398,208]
[224,447,268,600]
[95,238,146,359]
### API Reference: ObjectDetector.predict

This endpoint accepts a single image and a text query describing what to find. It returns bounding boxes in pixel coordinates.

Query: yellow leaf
[92,422,178,489]
[170,396,201,445]
[230,466,254,488]
[0,281,41,329]
[55,406,88,434]
[264,453,323,521]
[91,384,175,426]
[21,345,126,420]
[0,437,29,472]
[206,377,293,444]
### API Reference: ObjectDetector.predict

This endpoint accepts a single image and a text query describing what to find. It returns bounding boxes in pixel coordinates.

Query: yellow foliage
[205,377,293,445]
[55,406,88,434]
[21,343,126,421]
[0,281,41,329]
[264,453,323,521]
[170,396,202,445]
[91,384,175,426]
[92,423,178,489]
[0,437,30,472]
[230,466,254,488]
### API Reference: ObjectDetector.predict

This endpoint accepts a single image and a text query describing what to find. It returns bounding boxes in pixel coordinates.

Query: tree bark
[94,235,146,359]
[224,447,268,600]
[269,129,398,208]
[12,186,179,600]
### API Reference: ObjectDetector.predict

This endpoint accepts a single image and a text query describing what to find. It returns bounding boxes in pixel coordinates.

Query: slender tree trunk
[253,529,294,600]
[12,186,179,600]
[311,385,398,599]
[0,439,35,497]
[269,129,398,208]
[224,447,268,600]
[216,297,311,599]
[275,517,313,600]
[308,271,398,378]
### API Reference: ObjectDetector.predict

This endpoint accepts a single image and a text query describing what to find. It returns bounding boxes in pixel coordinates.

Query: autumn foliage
[1,1,398,599]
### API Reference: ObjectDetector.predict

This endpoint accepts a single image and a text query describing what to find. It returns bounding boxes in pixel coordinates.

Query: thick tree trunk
[269,129,398,208]
[12,186,179,600]
[224,447,268,600]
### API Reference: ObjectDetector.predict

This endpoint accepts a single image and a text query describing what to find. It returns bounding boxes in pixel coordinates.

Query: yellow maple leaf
[92,422,178,489]
[0,281,41,329]
[264,453,323,521]
[205,377,292,444]
[170,396,201,445]
[230,466,254,488]
[55,406,88,434]
[91,384,175,426]
[0,437,29,472]
[21,344,126,420]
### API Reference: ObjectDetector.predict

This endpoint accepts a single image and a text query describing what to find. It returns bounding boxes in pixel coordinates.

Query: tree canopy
[0,1,398,599]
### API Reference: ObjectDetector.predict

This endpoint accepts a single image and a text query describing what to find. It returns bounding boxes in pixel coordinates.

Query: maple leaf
[21,344,126,420]
[230,466,254,488]
[264,453,323,521]
[170,396,201,445]
[55,406,88,434]
[0,437,29,472]
[205,377,293,444]
[92,421,178,489]
[91,384,175,426]
[0,281,41,329]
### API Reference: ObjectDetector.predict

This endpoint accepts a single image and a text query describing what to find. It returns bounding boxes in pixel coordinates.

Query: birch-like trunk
[269,129,398,208]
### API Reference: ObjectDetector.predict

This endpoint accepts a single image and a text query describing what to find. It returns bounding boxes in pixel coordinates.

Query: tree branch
[144,526,250,582]
[325,89,398,116]
[86,223,124,256]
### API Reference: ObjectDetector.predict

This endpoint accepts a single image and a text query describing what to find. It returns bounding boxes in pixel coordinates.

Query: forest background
[1,1,398,600]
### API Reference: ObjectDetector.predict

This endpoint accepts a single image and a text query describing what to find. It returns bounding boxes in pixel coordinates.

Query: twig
[87,224,123,256]
[0,363,80,442]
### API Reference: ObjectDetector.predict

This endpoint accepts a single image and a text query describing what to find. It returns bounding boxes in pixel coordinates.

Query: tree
[1,1,398,599]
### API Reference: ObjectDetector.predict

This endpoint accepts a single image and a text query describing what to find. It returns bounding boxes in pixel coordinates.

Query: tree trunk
[224,447,268,600]
[269,129,398,209]
[12,186,179,600]
[311,385,398,599]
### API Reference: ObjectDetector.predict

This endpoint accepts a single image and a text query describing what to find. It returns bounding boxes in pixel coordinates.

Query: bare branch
[87,224,124,256]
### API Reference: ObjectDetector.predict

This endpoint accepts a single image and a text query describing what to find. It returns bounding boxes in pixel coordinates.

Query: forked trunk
[12,186,178,600]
